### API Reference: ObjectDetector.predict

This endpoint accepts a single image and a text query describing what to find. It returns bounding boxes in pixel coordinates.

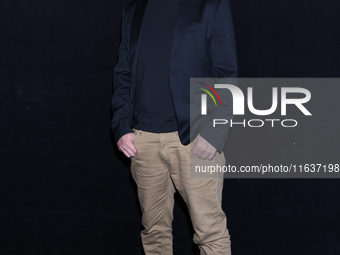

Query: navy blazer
[112,0,238,152]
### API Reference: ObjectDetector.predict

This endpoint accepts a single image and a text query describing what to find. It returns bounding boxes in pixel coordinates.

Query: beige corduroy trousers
[130,129,231,255]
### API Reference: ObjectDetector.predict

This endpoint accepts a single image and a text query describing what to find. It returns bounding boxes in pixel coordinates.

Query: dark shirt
[133,0,180,133]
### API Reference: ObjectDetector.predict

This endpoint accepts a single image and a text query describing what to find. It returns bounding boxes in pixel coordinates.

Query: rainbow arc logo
[196,82,222,107]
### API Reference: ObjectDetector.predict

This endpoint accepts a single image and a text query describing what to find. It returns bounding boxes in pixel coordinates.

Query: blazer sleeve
[199,0,238,152]
[111,6,133,143]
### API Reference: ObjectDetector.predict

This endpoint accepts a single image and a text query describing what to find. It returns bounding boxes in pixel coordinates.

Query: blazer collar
[130,0,202,73]
[130,0,148,74]
[170,0,202,60]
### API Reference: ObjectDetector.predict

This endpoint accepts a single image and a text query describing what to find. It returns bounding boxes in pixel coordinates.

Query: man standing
[111,0,237,253]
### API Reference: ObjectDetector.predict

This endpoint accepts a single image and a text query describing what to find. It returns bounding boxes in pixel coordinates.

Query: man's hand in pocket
[117,132,137,158]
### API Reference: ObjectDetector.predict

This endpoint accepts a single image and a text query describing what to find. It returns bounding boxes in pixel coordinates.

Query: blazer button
[131,100,134,104]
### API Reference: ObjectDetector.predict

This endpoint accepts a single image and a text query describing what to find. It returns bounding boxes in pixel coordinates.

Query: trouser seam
[159,170,171,255]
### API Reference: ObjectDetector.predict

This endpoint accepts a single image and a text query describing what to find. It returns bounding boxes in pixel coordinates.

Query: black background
[1,0,339,254]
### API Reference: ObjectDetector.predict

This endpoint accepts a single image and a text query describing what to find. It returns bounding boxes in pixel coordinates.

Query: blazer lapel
[130,0,148,77]
[129,0,201,72]
[170,0,202,61]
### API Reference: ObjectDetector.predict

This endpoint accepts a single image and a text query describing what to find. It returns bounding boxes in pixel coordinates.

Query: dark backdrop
[1,0,339,254]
